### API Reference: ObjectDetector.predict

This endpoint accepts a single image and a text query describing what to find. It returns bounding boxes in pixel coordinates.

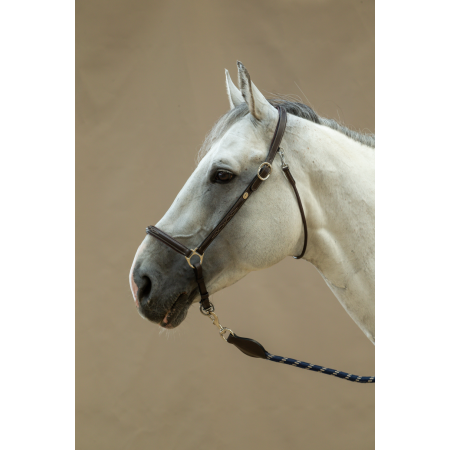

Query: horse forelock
[197,98,374,164]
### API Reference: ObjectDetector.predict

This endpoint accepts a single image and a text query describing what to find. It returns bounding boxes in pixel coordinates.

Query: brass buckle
[257,162,272,181]
[185,247,204,268]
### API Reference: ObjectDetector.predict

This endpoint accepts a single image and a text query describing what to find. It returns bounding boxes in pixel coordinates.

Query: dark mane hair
[198,98,374,162]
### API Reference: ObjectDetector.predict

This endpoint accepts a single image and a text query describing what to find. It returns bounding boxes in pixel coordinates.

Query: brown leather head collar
[146,106,307,310]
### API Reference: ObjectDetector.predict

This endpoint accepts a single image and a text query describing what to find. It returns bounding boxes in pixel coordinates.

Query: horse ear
[237,61,277,121]
[225,69,244,109]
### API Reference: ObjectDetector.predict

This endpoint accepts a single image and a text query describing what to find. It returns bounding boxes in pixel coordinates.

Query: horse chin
[138,291,192,329]
[159,299,190,329]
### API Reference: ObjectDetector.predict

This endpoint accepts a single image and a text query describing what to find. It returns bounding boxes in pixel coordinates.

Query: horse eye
[213,170,235,183]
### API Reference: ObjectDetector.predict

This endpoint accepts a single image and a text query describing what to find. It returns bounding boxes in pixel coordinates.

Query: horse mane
[198,98,375,162]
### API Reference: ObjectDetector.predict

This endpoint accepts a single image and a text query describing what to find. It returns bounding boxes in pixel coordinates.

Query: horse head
[129,62,305,328]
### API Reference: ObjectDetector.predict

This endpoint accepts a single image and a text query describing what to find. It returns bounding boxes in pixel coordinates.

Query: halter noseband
[146,106,308,312]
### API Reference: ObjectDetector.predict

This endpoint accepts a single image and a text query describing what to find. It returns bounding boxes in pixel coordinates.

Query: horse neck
[285,117,375,342]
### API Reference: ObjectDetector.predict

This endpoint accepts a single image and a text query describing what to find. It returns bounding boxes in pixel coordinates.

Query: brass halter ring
[185,248,204,268]
[257,162,272,181]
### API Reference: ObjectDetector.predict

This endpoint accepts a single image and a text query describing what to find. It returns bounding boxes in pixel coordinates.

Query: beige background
[76,1,374,449]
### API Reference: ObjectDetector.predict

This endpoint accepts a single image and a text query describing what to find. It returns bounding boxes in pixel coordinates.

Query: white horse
[130,62,375,344]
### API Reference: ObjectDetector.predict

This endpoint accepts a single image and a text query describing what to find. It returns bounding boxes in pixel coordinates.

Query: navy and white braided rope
[266,353,375,383]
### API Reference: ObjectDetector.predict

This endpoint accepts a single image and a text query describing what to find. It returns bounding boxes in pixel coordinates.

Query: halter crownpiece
[145,106,374,383]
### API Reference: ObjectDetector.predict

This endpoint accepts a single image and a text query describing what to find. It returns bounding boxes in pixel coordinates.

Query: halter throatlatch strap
[282,166,308,259]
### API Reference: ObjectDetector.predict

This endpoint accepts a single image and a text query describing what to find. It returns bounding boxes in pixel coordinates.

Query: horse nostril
[137,275,152,305]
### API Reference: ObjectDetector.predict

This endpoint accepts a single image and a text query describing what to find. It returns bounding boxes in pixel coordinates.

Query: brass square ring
[257,162,272,181]
[185,248,204,268]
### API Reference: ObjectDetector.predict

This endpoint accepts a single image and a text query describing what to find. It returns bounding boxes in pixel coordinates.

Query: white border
[376,1,450,448]
[1,1,448,448]
[0,1,74,448]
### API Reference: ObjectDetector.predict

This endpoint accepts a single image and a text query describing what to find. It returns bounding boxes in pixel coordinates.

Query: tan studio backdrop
[76,1,375,449]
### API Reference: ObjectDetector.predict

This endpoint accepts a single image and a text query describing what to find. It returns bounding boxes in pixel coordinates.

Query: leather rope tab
[227,333,267,359]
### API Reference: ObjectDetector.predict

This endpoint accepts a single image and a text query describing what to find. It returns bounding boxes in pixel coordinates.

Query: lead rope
[197,150,374,384]
[199,304,374,383]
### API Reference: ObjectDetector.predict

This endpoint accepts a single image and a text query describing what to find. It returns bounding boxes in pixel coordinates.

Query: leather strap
[192,261,212,310]
[227,333,267,359]
[282,166,308,259]
[146,226,191,257]
[196,106,287,254]
[196,179,257,254]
